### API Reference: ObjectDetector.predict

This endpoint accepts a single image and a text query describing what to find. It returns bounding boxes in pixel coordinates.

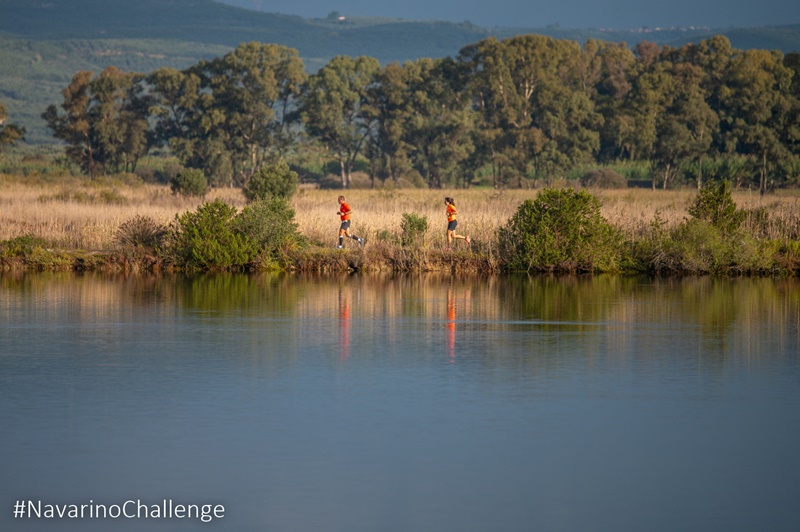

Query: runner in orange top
[444,197,470,250]
[336,195,364,248]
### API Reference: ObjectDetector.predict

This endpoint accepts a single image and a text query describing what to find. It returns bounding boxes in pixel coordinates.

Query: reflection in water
[339,285,351,362]
[447,288,455,361]
[2,272,799,372]
[446,287,471,362]
[2,272,800,532]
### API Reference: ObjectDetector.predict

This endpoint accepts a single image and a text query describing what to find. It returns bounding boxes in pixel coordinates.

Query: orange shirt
[446,204,457,222]
[339,202,352,221]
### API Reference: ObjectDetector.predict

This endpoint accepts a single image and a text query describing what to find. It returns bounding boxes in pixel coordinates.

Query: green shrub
[164,199,257,270]
[170,168,208,197]
[115,215,167,249]
[375,229,399,245]
[234,197,305,264]
[634,217,772,274]
[500,188,622,272]
[667,219,728,273]
[1,234,46,257]
[688,180,745,233]
[400,212,428,247]
[580,168,627,189]
[243,158,298,201]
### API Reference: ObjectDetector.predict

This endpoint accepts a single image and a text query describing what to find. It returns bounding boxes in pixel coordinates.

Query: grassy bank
[2,173,800,275]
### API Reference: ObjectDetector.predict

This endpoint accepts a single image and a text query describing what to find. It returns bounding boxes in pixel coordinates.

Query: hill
[0,0,798,144]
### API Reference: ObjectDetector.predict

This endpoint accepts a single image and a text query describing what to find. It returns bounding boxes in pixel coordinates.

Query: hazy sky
[218,0,798,29]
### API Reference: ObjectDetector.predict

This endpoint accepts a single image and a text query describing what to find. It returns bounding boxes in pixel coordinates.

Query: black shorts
[340,220,351,231]
[447,220,457,231]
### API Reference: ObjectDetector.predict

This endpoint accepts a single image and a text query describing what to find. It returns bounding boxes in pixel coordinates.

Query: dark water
[1,272,799,532]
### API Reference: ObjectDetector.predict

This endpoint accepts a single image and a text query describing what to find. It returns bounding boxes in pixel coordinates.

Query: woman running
[444,197,471,250]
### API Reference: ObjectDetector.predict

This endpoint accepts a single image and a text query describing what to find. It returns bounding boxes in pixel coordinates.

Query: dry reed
[3,173,800,251]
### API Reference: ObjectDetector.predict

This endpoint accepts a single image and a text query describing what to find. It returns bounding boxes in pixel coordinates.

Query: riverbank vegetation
[2,31,800,275]
[2,173,800,275]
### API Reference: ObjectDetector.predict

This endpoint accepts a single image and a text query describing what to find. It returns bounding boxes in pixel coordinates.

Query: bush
[688,180,745,233]
[170,168,208,197]
[243,158,298,201]
[1,234,46,257]
[580,168,627,189]
[500,188,622,272]
[400,212,428,247]
[633,216,772,274]
[115,215,167,249]
[164,199,257,270]
[234,197,306,264]
[670,219,771,274]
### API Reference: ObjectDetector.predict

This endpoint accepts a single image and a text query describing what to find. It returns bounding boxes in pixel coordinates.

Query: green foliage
[170,168,208,197]
[1,234,46,257]
[500,188,622,272]
[242,159,298,201]
[580,168,627,189]
[234,197,305,265]
[667,219,770,273]
[164,199,257,270]
[5,3,800,189]
[400,212,429,247]
[688,180,745,233]
[115,215,167,249]
[632,215,772,274]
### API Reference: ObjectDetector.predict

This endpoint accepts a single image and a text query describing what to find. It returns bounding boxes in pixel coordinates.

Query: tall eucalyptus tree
[300,55,380,188]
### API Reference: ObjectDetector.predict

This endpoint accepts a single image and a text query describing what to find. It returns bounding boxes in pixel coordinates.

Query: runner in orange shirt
[337,195,364,248]
[444,197,471,250]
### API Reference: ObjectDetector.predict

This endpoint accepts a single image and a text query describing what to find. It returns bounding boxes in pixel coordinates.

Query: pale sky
[217,0,799,29]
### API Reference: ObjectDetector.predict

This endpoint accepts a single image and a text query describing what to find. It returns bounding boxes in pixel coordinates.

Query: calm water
[1,272,799,532]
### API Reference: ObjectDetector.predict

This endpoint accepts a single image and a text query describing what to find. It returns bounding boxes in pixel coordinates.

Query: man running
[337,195,364,248]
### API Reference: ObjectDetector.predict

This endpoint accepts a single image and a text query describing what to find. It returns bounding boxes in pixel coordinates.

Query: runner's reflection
[446,287,470,362]
[339,287,350,362]
[447,289,456,361]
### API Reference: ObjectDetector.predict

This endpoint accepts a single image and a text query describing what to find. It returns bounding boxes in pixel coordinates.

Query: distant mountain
[0,0,798,143]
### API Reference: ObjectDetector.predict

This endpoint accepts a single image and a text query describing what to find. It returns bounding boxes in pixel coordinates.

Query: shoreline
[1,244,797,277]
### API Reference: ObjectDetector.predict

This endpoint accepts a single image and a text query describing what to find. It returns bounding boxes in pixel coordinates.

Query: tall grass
[0,174,244,249]
[3,174,800,270]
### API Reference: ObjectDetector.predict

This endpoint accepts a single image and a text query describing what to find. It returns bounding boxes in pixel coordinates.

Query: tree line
[33,35,800,193]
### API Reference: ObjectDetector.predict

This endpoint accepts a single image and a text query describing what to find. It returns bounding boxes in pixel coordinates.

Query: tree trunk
[696,158,702,190]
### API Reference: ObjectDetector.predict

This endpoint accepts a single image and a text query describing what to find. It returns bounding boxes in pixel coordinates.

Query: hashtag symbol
[13,500,25,518]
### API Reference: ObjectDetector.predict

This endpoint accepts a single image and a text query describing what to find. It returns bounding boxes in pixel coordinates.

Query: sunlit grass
[2,173,800,251]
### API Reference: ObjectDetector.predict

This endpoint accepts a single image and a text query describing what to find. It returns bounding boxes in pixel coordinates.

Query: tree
[652,62,719,189]
[42,67,149,176]
[149,43,306,187]
[197,42,307,185]
[720,49,796,194]
[593,42,636,161]
[616,44,670,168]
[90,66,150,174]
[374,58,476,188]
[461,35,602,187]
[300,55,380,188]
[0,101,25,149]
[42,71,96,175]
[148,67,230,183]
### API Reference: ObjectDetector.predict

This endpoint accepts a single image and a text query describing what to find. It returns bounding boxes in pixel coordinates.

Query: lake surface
[1,272,799,531]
